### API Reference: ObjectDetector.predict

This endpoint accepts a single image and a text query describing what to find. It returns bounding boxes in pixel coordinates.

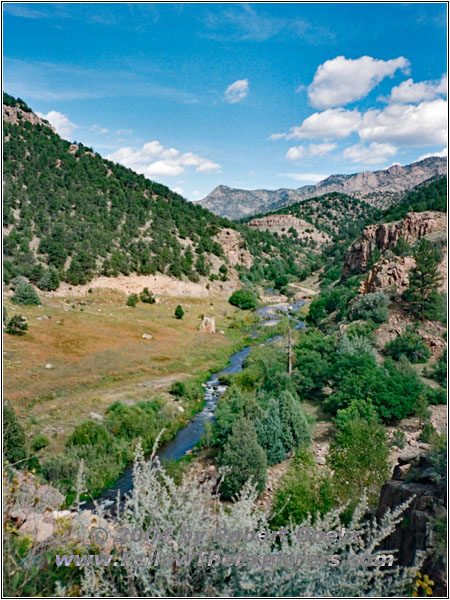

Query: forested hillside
[3,94,313,290]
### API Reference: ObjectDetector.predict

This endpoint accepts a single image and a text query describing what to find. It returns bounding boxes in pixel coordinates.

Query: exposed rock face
[248,214,330,247]
[342,211,447,279]
[199,316,216,333]
[200,158,447,220]
[361,256,416,295]
[376,453,447,596]
[3,104,55,132]
[214,228,253,268]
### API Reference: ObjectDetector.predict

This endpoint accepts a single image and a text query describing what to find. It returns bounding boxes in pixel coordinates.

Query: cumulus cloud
[418,147,448,161]
[225,79,249,103]
[278,172,328,183]
[106,141,220,178]
[268,132,286,140]
[285,142,336,161]
[359,99,447,147]
[286,108,361,140]
[285,146,306,160]
[307,55,410,109]
[343,142,398,165]
[388,74,447,104]
[36,110,78,137]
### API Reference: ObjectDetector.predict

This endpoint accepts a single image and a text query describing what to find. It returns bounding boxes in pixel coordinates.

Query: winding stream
[89,301,305,509]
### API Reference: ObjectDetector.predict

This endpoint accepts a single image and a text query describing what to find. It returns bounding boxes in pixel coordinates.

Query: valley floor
[3,289,247,457]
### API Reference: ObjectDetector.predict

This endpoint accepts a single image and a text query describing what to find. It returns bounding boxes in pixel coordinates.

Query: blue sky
[3,3,448,201]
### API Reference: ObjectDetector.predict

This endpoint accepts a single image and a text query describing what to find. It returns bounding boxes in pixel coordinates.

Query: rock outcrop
[199,316,216,333]
[214,228,253,268]
[376,452,447,596]
[3,104,55,132]
[248,214,330,247]
[342,211,447,279]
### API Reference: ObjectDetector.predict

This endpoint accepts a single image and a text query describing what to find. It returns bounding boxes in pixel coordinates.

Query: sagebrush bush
[11,281,41,305]
[350,292,388,324]
[77,443,419,597]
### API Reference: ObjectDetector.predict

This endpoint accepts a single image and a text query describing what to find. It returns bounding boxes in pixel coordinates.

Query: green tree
[37,268,60,291]
[220,417,267,499]
[384,327,431,363]
[6,315,28,336]
[174,304,184,319]
[4,404,27,465]
[329,418,389,507]
[127,293,138,307]
[255,400,286,466]
[139,287,155,304]
[228,289,257,310]
[404,238,443,320]
[11,281,41,305]
[393,236,411,257]
[278,390,311,452]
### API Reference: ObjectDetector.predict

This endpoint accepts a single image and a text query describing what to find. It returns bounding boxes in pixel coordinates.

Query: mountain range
[199,157,447,220]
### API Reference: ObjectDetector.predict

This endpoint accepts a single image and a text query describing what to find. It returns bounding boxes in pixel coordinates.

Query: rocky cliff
[200,158,447,220]
[247,214,330,247]
[342,211,447,279]
[376,451,447,596]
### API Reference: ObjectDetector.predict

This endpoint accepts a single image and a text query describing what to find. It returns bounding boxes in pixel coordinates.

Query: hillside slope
[200,157,447,220]
[3,94,311,291]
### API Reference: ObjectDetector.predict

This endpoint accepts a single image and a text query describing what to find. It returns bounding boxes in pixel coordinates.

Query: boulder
[199,316,216,334]
[142,333,152,339]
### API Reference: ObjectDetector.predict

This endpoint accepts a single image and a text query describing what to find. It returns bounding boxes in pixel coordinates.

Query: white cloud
[309,142,337,157]
[116,128,134,135]
[286,108,361,140]
[106,141,220,178]
[418,147,448,161]
[285,146,306,160]
[343,142,398,165]
[173,186,184,195]
[225,79,249,103]
[388,74,447,104]
[36,110,78,137]
[359,99,447,147]
[268,133,286,140]
[285,142,337,161]
[279,172,328,183]
[308,55,410,109]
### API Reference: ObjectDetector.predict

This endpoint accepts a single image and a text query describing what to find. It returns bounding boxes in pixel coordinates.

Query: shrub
[219,417,267,499]
[11,281,41,305]
[140,287,155,304]
[350,292,388,323]
[126,293,138,307]
[426,349,447,386]
[66,421,112,451]
[393,236,411,257]
[337,334,378,361]
[384,328,431,363]
[271,449,336,527]
[31,434,50,452]
[5,315,28,336]
[174,304,184,319]
[3,404,27,465]
[76,444,419,597]
[228,289,257,311]
[170,381,186,397]
[330,418,389,507]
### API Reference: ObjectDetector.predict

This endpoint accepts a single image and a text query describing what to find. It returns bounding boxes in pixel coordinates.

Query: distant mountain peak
[199,157,447,220]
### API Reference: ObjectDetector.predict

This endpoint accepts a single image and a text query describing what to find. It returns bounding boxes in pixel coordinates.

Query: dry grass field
[3,288,249,455]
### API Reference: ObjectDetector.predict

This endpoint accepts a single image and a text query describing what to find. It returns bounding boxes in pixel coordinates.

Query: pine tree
[11,281,41,305]
[4,404,27,465]
[279,390,311,453]
[220,417,267,499]
[174,304,184,319]
[404,238,442,320]
[6,315,28,336]
[256,400,286,466]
